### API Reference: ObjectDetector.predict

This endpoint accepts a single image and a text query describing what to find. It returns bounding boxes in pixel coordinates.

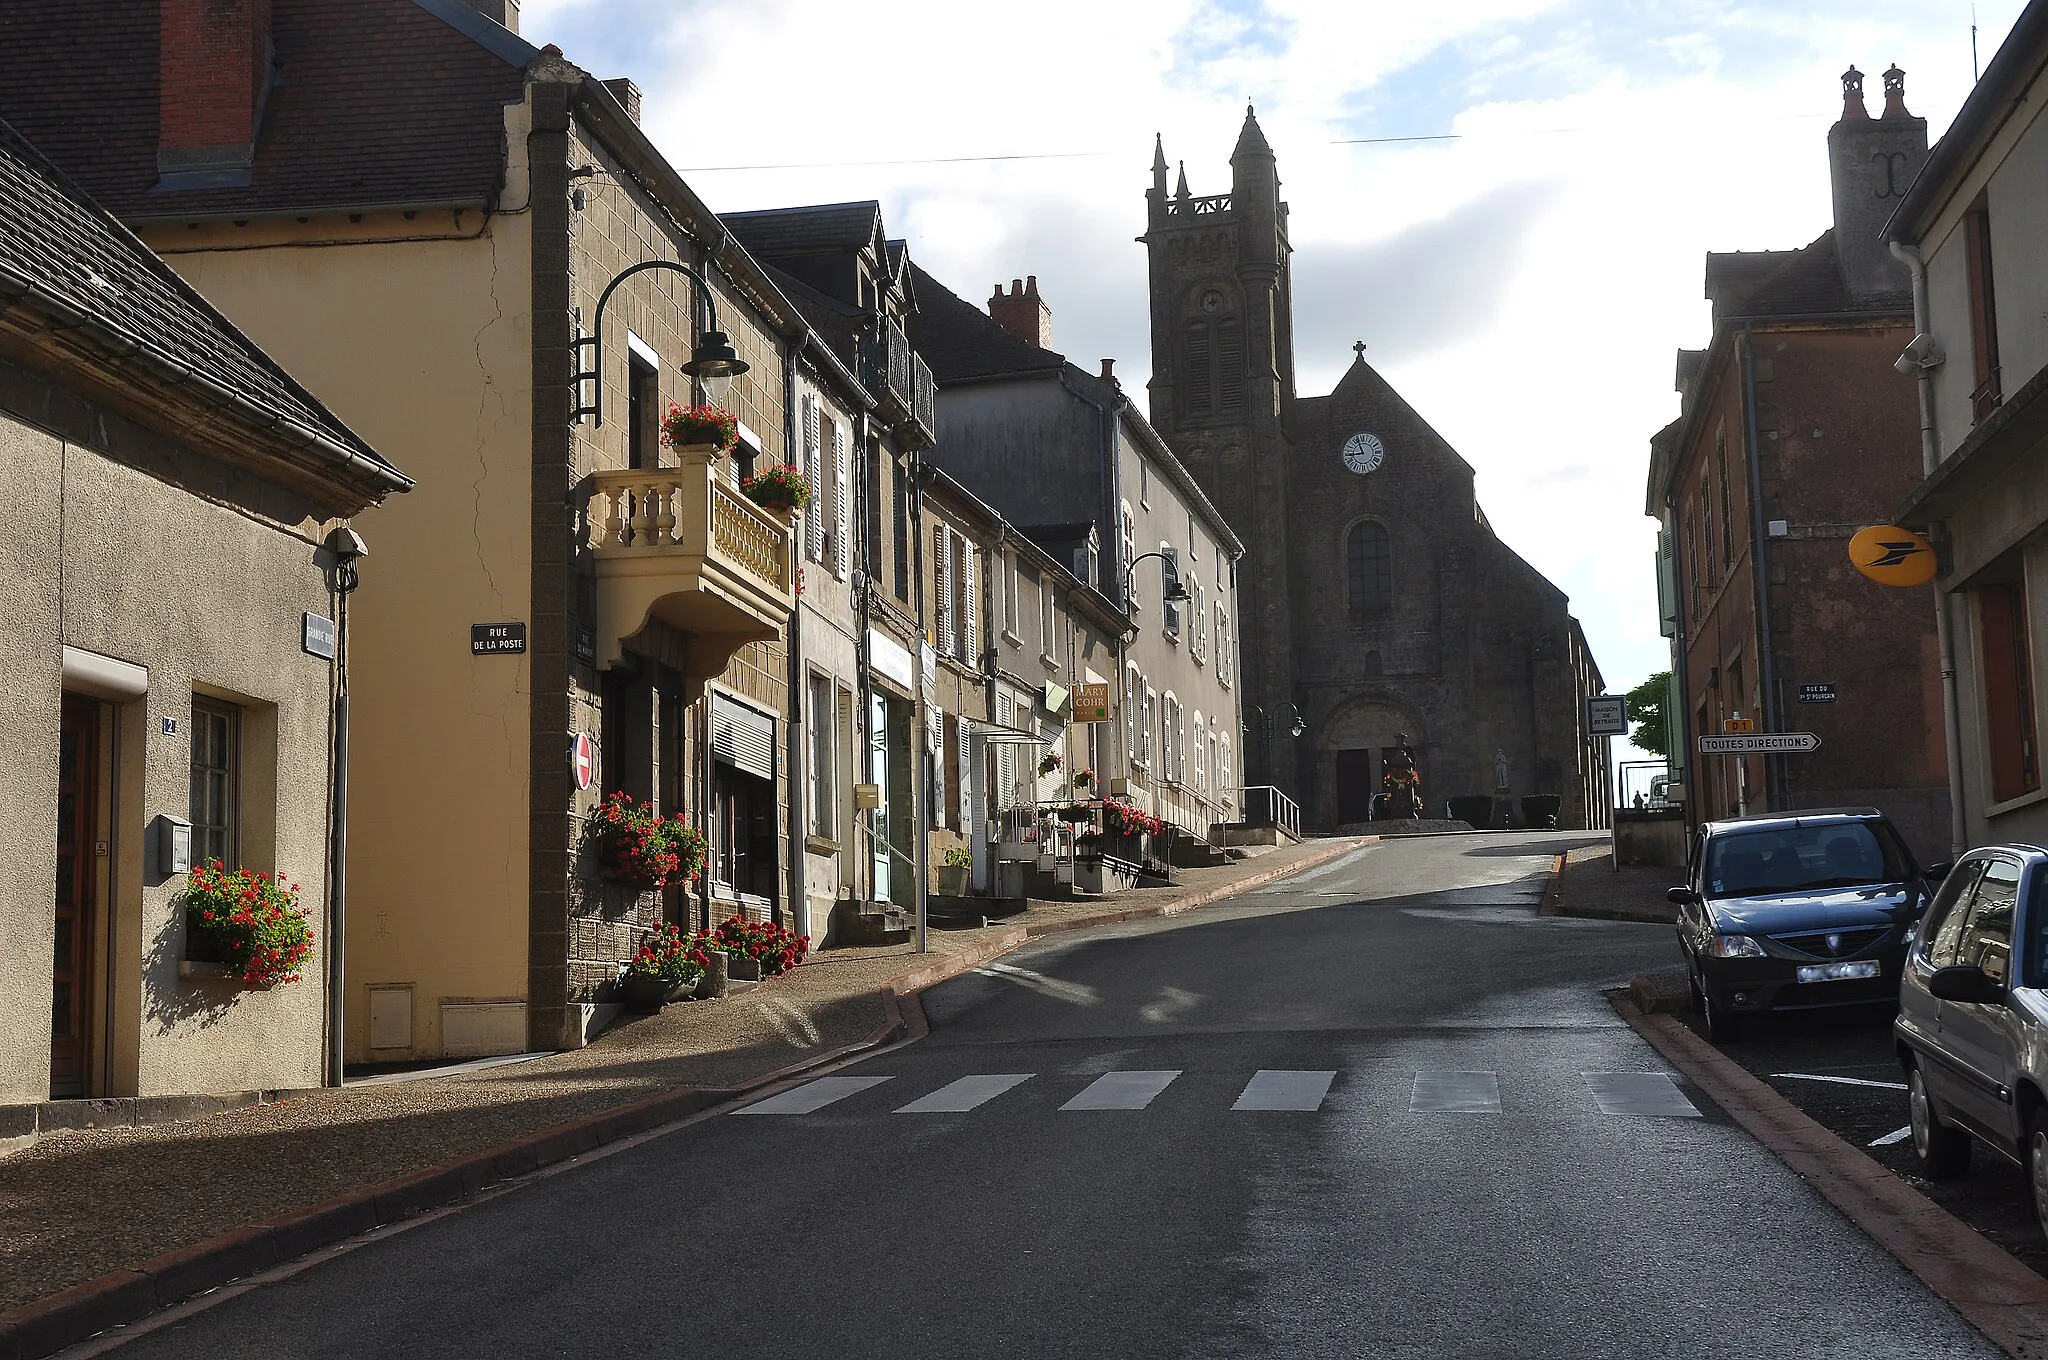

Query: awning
[711,693,776,780]
[976,721,1050,747]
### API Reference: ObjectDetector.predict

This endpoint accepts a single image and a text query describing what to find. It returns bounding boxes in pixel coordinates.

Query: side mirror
[1666,887,1698,906]
[1928,964,2005,1005]
[1924,861,1953,882]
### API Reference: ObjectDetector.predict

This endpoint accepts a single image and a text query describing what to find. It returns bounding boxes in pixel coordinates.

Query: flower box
[660,402,737,454]
[741,463,811,516]
[182,860,314,989]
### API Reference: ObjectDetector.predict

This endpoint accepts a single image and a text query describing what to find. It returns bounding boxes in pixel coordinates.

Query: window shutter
[711,695,776,781]
[935,525,956,657]
[803,395,823,562]
[1217,321,1244,409]
[956,717,972,828]
[833,424,851,580]
[962,541,979,662]
[1185,323,1213,414]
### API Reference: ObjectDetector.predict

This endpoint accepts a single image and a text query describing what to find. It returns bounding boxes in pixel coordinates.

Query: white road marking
[730,1076,893,1115]
[974,962,1099,1006]
[1771,1072,1908,1091]
[1870,1125,1914,1146]
[1138,986,1204,1023]
[1233,1070,1337,1111]
[1060,1070,1181,1110]
[1585,1072,1701,1118]
[1410,1071,1502,1113]
[894,1074,1034,1114]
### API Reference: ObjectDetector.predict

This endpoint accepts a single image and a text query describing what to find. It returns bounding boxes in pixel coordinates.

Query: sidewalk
[0,835,1366,1330]
[1542,844,1679,924]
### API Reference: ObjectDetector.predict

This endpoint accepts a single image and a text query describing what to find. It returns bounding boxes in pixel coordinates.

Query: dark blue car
[1669,809,1943,1040]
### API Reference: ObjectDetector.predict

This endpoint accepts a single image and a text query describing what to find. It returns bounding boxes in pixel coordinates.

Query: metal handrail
[1236,785,1301,841]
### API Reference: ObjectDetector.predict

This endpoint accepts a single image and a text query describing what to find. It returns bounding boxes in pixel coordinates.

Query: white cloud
[523,0,2026,700]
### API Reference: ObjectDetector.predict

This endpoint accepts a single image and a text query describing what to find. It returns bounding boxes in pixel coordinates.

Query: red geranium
[184,859,314,988]
[659,402,738,453]
[591,791,707,890]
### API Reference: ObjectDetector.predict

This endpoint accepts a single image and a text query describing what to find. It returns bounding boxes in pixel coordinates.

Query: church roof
[1232,104,1273,160]
[904,260,1066,383]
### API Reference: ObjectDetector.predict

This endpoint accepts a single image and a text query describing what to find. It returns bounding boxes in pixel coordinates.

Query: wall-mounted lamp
[569,259,751,423]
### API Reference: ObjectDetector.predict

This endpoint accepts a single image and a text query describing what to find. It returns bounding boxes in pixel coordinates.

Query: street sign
[1849,524,1938,588]
[1586,695,1627,736]
[1722,716,1756,734]
[571,732,595,790]
[1699,732,1822,755]
[302,612,337,660]
[1799,683,1837,703]
[1072,683,1111,723]
[472,622,527,655]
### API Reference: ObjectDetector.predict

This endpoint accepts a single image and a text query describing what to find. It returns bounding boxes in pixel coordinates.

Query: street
[99,834,1999,1359]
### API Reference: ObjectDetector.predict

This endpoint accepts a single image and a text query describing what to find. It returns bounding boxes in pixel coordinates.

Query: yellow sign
[1722,716,1755,734]
[1849,524,1938,588]
[1072,683,1112,723]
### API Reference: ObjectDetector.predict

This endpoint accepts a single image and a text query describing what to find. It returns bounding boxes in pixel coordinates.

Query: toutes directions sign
[1699,732,1822,755]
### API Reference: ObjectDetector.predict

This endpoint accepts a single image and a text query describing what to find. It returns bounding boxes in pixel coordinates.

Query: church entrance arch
[1318,697,1426,828]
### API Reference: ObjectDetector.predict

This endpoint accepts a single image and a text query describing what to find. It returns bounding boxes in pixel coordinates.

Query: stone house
[0,0,819,1059]
[1143,112,1607,831]
[0,119,409,1110]
[716,201,939,940]
[906,265,1246,849]
[1646,67,1949,859]
[1889,2,2048,851]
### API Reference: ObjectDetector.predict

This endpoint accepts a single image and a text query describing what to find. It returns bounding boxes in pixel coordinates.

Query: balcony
[586,452,797,694]
[863,316,937,448]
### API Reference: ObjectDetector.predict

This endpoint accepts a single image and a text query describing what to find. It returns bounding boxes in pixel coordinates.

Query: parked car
[1895,844,2048,1236]
[1670,809,1944,1040]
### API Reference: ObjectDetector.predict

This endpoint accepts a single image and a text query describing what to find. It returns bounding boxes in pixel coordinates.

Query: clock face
[1341,431,1385,475]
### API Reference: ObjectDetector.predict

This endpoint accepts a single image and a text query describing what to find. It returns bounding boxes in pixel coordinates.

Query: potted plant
[660,401,737,455]
[1039,750,1063,778]
[704,915,811,980]
[938,845,972,897]
[183,859,314,988]
[618,922,705,1012]
[1073,767,1095,792]
[1101,798,1165,861]
[1055,803,1094,824]
[741,463,812,516]
[589,791,707,891]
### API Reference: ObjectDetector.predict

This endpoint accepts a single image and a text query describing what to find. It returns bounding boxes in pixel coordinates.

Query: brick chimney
[461,0,521,32]
[156,0,274,190]
[1826,63,1928,299]
[601,78,642,124]
[989,276,1052,349]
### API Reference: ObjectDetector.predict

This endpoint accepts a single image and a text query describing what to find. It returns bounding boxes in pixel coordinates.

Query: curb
[1537,853,1566,915]
[1612,988,2048,1359]
[0,837,1365,1359]
[1539,853,1674,925]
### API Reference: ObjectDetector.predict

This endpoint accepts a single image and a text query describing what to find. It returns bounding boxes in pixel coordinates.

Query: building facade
[906,266,1245,848]
[0,120,408,1106]
[1891,2,2048,852]
[1143,110,1608,831]
[1647,67,1950,860]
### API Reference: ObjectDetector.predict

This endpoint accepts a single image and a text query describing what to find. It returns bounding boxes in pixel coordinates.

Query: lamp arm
[575,259,720,426]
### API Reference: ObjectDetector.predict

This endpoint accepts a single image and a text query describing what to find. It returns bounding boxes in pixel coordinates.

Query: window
[892,457,911,602]
[829,415,851,579]
[1184,317,1244,416]
[1347,522,1392,614]
[1120,501,1138,608]
[807,673,836,839]
[189,698,240,868]
[1703,821,1912,897]
[1981,579,2039,802]
[1965,198,2002,422]
[712,765,776,899]
[1161,693,1181,782]
[802,393,824,564]
[1140,459,1151,508]
[1002,551,1021,639]
[1192,710,1207,792]
[1714,430,1734,569]
[1216,609,1232,688]
[1040,580,1058,665]
[1187,514,1199,561]
[1162,544,1181,637]
[1961,859,2020,984]
[1921,861,1987,966]
[934,524,958,657]
[1190,580,1207,662]
[1206,727,1220,798]
[960,538,979,663]
[1699,472,1715,583]
[627,350,659,470]
[1218,731,1232,802]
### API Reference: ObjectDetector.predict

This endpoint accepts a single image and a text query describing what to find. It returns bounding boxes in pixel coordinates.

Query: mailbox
[155,813,193,876]
[853,783,882,810]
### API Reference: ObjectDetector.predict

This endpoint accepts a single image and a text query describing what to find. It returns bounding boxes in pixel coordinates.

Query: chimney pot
[988,273,1054,350]
[1100,359,1116,382]
[601,77,642,124]
[1026,275,1038,297]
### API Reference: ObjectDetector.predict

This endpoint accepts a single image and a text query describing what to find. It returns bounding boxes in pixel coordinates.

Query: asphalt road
[102,833,2001,1359]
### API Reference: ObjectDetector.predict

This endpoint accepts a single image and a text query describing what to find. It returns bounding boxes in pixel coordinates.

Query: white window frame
[1039,580,1058,669]
[1161,542,1181,640]
[1192,709,1207,792]
[935,524,957,657]
[807,672,836,839]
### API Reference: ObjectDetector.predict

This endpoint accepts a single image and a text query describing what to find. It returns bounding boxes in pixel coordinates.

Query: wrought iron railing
[863,317,938,446]
[1237,785,1301,841]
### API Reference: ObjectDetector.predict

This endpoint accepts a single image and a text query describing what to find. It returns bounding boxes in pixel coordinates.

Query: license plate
[1796,960,1881,984]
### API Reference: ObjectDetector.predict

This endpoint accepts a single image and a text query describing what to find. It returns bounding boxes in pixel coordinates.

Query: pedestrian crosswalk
[729,1068,1702,1119]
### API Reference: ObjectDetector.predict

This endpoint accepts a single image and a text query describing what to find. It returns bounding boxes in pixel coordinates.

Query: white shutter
[833,424,851,580]
[802,394,823,562]
[936,525,956,656]
[962,542,979,663]
[956,717,971,827]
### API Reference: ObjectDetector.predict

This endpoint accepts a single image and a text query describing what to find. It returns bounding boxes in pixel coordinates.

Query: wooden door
[1335,748,1377,825]
[52,694,98,1098]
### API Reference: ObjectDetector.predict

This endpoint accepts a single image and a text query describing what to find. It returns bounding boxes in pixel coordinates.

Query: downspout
[1739,323,1784,810]
[855,409,874,909]
[783,337,808,938]
[1666,502,1696,832]
[1058,367,1125,783]
[1893,238,1970,860]
[910,454,930,955]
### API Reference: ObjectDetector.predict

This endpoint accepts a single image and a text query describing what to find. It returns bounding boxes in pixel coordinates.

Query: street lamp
[1122,549,1190,606]
[569,259,751,423]
[1246,701,1306,740]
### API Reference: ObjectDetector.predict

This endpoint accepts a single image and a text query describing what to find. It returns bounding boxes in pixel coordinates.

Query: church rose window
[1347,522,1392,614]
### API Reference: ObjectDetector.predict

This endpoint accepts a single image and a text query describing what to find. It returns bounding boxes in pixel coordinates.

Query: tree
[1626,672,1671,758]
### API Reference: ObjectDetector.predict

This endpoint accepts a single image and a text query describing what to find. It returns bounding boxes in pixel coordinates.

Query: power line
[676,150,1112,173]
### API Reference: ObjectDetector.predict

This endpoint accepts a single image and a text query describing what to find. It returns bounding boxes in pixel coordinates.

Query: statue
[1378,734,1422,820]
[1493,749,1509,793]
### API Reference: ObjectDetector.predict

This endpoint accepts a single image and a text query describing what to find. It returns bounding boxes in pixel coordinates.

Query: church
[1142,108,1610,831]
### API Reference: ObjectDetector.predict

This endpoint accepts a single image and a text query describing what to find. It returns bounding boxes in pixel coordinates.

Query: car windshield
[1703,822,1913,898]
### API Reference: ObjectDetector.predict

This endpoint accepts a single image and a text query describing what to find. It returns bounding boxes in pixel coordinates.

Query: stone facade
[1143,111,1608,831]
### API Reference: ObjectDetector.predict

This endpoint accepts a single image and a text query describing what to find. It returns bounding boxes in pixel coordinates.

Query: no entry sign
[572,732,595,790]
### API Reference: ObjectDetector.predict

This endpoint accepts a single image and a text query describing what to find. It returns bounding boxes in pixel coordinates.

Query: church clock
[1341,431,1385,475]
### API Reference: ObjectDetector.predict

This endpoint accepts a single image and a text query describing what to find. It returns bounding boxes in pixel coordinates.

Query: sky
[524,0,2021,757]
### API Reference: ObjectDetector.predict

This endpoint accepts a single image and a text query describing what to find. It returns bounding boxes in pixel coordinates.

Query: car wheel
[2029,1112,2048,1242]
[1698,973,1744,1042]
[1907,1062,1971,1179]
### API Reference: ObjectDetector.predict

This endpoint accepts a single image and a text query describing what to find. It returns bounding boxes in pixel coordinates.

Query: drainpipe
[1892,239,1969,860]
[1739,323,1784,810]
[854,409,874,909]
[783,335,809,938]
[910,453,930,955]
